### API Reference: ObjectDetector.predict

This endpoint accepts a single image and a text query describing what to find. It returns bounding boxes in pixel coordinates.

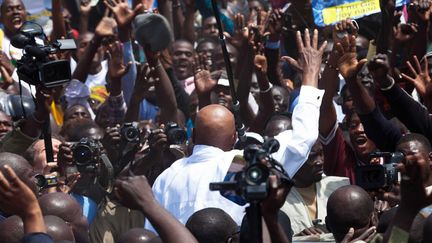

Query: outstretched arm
[275,29,327,177]
[115,175,198,243]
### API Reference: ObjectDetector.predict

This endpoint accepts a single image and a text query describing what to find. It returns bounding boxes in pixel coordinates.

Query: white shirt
[147,85,324,229]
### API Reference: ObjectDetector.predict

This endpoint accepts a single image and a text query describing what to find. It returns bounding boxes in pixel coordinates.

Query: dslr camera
[165,122,187,145]
[355,151,404,191]
[71,137,114,193]
[11,22,76,88]
[120,122,140,144]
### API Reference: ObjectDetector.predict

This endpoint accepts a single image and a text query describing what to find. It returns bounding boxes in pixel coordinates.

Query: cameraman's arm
[261,175,291,243]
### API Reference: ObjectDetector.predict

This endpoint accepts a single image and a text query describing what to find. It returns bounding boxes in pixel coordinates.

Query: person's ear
[428,152,432,161]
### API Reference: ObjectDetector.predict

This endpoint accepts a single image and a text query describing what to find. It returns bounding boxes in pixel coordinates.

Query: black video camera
[11,22,76,88]
[71,137,114,193]
[355,151,404,191]
[165,122,187,145]
[210,139,294,203]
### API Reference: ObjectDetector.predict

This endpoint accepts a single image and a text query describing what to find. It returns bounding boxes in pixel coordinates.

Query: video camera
[355,151,404,191]
[11,22,76,88]
[71,137,114,193]
[210,139,294,203]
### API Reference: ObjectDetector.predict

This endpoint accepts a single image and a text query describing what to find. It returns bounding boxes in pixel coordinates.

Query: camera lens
[125,127,139,141]
[167,128,187,145]
[245,164,269,185]
[73,144,93,165]
[34,174,47,188]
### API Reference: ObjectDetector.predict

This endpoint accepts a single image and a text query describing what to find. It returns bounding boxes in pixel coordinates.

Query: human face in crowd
[396,139,431,181]
[293,141,324,187]
[213,43,238,71]
[347,112,376,160]
[76,33,105,67]
[196,41,216,60]
[0,0,26,35]
[202,16,218,38]
[32,139,61,174]
[0,111,12,139]
[172,41,194,80]
[211,85,233,108]
[64,105,91,122]
[196,41,216,68]
[271,86,289,113]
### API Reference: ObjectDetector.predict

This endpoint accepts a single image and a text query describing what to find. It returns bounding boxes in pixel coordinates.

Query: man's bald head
[39,192,89,243]
[38,192,83,223]
[326,185,374,243]
[118,228,157,243]
[193,105,236,151]
[0,215,23,243]
[186,208,238,243]
[44,215,75,242]
[0,152,37,194]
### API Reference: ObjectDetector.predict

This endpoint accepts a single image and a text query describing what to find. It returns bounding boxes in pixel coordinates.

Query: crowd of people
[1,0,432,242]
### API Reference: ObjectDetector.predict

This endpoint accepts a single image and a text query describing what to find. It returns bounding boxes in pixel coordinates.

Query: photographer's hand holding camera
[383,135,432,242]
[261,174,292,243]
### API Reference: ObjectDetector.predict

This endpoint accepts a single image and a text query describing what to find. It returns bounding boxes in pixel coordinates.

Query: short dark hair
[396,133,432,152]
[186,208,238,243]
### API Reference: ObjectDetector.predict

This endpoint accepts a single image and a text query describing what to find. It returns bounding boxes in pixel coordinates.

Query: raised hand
[230,13,248,48]
[401,55,431,98]
[393,23,418,43]
[332,19,358,46]
[0,165,38,217]
[413,0,432,21]
[114,175,156,210]
[367,54,391,85]
[80,0,92,16]
[267,8,283,40]
[104,0,142,28]
[193,54,217,96]
[340,227,376,243]
[282,29,327,87]
[107,41,131,80]
[148,126,168,153]
[336,35,367,82]
[254,54,267,73]
[131,63,155,103]
[95,16,116,39]
[261,175,291,216]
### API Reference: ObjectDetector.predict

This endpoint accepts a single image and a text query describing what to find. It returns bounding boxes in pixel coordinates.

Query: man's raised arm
[274,29,327,177]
